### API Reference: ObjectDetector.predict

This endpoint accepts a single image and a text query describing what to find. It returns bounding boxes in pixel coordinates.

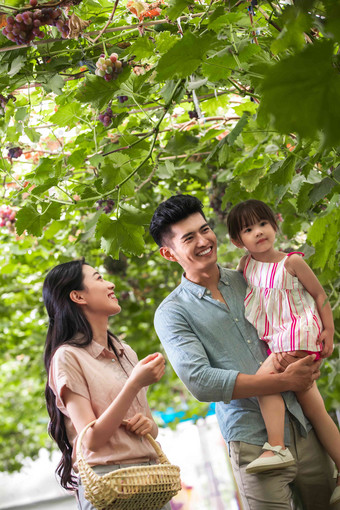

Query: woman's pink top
[48,335,158,470]
[243,253,323,354]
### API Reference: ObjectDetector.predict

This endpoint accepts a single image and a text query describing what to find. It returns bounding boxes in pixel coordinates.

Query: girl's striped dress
[243,253,322,354]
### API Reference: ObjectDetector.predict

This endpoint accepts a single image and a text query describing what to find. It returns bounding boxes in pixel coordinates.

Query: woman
[43,259,169,509]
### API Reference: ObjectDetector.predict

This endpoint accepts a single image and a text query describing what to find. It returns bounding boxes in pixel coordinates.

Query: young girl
[43,259,171,509]
[227,199,340,506]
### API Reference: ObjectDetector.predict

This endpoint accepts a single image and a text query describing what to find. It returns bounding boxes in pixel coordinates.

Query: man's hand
[283,355,321,392]
[272,350,310,372]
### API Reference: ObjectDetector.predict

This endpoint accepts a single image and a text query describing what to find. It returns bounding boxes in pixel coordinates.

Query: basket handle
[122,420,171,465]
[76,419,171,465]
[76,419,97,460]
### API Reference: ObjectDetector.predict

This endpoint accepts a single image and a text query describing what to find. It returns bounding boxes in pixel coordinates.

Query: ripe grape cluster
[8,147,23,159]
[118,96,128,103]
[96,198,115,214]
[188,110,198,119]
[0,94,16,114]
[98,107,114,128]
[95,53,123,81]
[0,205,16,230]
[2,2,69,45]
[209,185,228,222]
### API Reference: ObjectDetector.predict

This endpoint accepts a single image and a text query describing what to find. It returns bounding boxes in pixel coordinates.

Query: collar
[181,264,230,299]
[72,333,125,359]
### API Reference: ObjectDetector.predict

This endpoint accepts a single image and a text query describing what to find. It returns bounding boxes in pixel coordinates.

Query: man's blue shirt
[154,265,311,445]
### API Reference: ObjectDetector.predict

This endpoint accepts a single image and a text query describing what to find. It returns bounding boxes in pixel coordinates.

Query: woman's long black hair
[43,259,121,491]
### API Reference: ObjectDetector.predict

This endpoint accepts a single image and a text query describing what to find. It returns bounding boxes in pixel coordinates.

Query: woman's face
[79,264,121,316]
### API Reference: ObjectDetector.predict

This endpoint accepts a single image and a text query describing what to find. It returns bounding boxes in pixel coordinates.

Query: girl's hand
[122,413,154,436]
[317,329,334,358]
[129,352,165,390]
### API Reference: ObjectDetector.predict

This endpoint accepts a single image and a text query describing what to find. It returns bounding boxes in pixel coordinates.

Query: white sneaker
[246,443,295,474]
[330,484,340,506]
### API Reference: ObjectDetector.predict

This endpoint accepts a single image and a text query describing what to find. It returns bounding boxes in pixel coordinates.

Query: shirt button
[235,318,239,322]
[198,293,202,298]
[247,340,251,344]
[259,362,263,365]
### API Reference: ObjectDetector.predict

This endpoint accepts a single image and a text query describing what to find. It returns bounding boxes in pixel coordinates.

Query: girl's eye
[97,275,103,280]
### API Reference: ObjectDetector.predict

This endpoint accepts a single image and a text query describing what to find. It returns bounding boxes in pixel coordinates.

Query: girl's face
[78,264,121,316]
[236,219,277,255]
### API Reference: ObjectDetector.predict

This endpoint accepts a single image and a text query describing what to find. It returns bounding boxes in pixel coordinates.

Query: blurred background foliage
[0,0,339,473]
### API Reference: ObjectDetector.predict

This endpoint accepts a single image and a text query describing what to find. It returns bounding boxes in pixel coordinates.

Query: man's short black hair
[149,194,206,247]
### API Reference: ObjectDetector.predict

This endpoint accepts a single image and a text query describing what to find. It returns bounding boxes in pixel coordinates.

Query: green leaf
[166,0,192,20]
[15,202,62,236]
[42,74,65,95]
[75,74,119,110]
[128,38,155,60]
[8,55,25,78]
[50,103,83,127]
[100,155,134,196]
[155,32,178,55]
[29,158,62,185]
[269,155,296,187]
[271,7,310,54]
[258,41,340,147]
[309,177,336,204]
[156,32,214,81]
[227,113,249,145]
[95,214,145,257]
[24,127,41,144]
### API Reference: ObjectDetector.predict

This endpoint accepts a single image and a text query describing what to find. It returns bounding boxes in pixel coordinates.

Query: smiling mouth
[197,247,212,256]
[108,293,117,299]
[256,238,266,244]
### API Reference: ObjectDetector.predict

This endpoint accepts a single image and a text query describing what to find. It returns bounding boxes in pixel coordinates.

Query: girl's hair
[43,259,122,491]
[227,199,278,242]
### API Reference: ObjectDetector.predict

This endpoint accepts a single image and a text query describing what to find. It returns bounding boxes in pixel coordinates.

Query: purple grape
[188,110,198,119]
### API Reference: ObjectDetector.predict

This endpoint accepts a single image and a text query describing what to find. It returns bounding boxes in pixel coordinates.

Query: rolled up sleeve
[155,305,239,404]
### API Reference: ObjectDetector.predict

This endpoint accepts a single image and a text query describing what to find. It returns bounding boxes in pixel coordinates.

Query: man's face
[161,212,218,275]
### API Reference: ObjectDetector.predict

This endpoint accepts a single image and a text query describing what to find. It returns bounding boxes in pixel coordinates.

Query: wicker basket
[76,420,181,510]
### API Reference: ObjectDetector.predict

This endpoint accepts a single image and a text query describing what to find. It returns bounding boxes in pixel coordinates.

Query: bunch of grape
[0,205,16,230]
[95,53,123,81]
[8,147,23,159]
[188,110,198,119]
[96,198,115,214]
[0,94,16,114]
[118,96,128,103]
[98,107,114,128]
[2,2,69,45]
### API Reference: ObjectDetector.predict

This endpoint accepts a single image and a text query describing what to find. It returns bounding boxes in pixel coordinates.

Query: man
[150,194,337,510]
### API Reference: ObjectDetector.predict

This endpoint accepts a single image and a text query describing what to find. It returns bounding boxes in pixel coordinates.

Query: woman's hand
[123,413,155,436]
[129,352,165,391]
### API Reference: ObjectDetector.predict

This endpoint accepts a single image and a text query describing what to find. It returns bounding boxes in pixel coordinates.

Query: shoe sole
[246,459,296,474]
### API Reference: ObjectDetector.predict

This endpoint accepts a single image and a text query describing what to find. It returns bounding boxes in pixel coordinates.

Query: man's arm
[232,356,320,399]
[155,304,319,403]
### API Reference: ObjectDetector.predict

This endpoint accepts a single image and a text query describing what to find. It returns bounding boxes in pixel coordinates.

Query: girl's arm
[63,352,165,451]
[285,254,334,357]
[237,254,248,273]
